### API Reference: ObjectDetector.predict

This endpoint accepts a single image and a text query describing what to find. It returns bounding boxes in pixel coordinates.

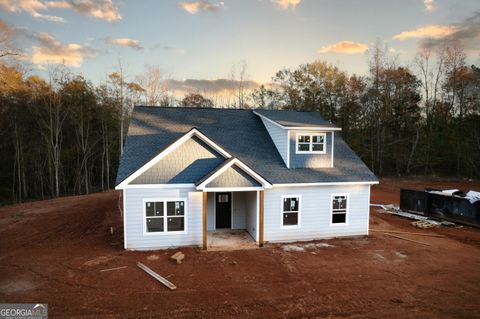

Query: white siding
[123,185,371,250]
[232,192,246,229]
[260,118,288,166]
[245,191,258,241]
[263,185,370,243]
[124,187,202,250]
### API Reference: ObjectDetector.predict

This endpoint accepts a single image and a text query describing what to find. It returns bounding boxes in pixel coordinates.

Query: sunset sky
[1,0,480,93]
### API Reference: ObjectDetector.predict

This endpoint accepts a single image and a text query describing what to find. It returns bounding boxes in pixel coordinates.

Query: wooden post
[259,190,264,247]
[202,192,207,250]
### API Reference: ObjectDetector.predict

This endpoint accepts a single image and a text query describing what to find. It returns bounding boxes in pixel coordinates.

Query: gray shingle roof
[115,106,377,186]
[255,109,339,129]
[130,136,225,184]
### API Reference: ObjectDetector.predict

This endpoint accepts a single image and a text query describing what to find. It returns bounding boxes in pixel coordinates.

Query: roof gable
[130,136,224,184]
[196,158,272,190]
[116,127,231,189]
[204,165,262,188]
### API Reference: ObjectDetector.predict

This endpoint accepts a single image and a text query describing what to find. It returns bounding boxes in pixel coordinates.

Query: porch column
[259,190,264,247]
[202,192,207,250]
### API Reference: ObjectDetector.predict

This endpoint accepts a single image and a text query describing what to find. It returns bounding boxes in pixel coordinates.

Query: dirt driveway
[0,178,479,318]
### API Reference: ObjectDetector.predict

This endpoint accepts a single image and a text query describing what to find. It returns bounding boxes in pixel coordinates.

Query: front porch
[202,190,265,250]
[207,229,258,251]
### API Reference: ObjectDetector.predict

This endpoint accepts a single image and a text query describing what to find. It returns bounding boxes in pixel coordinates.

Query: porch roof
[196,157,271,191]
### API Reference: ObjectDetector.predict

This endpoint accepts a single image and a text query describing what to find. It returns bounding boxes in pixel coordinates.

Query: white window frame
[295,133,327,154]
[281,195,301,229]
[330,193,349,226]
[143,198,188,236]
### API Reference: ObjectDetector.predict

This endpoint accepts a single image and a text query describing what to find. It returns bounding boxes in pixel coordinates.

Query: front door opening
[216,192,232,229]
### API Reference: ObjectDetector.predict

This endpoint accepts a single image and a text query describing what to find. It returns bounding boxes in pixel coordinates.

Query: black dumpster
[399,189,480,227]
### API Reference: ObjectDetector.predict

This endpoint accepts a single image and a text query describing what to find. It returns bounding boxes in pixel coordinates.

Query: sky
[1,0,480,95]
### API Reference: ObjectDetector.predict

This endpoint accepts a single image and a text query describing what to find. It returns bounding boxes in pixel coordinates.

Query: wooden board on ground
[384,233,431,246]
[370,229,445,238]
[137,262,177,290]
[100,266,128,272]
[170,251,185,264]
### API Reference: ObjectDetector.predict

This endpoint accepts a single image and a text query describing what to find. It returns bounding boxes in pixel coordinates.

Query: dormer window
[296,133,326,154]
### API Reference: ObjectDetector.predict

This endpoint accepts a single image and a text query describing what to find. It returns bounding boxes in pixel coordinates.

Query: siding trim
[367,185,371,235]
[331,132,334,168]
[286,130,290,168]
[201,187,264,192]
[124,184,196,189]
[123,189,127,249]
[256,190,260,241]
[273,181,379,187]
[253,111,342,131]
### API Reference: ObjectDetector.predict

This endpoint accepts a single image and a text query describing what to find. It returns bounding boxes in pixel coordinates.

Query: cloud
[419,12,480,50]
[393,25,457,40]
[0,0,65,22]
[271,0,301,10]
[31,32,96,67]
[318,41,368,54]
[162,46,186,55]
[165,78,260,94]
[46,0,121,22]
[179,0,224,14]
[108,38,143,51]
[423,0,434,11]
[150,43,186,55]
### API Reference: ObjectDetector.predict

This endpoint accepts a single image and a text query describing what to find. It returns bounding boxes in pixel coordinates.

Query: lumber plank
[100,266,127,272]
[370,229,445,238]
[383,233,431,246]
[137,262,177,290]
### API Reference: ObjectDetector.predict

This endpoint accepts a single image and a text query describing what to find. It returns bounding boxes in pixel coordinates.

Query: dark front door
[215,192,232,229]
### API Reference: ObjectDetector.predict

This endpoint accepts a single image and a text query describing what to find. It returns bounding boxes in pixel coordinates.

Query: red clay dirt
[0,178,479,318]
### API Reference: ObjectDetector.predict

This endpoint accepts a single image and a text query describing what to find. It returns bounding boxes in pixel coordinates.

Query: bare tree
[136,65,168,106]
[229,61,249,108]
[37,67,70,197]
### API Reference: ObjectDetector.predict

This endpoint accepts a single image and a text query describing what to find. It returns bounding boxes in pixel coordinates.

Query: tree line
[0,42,479,204]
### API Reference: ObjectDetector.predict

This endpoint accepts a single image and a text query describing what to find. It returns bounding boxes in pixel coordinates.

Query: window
[331,195,347,224]
[296,133,326,154]
[282,196,300,227]
[218,194,229,203]
[145,200,185,233]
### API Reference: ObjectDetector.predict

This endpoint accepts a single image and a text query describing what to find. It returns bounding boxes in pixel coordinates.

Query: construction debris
[441,221,456,227]
[100,266,127,272]
[411,220,436,229]
[137,262,176,290]
[370,229,445,238]
[170,251,185,264]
